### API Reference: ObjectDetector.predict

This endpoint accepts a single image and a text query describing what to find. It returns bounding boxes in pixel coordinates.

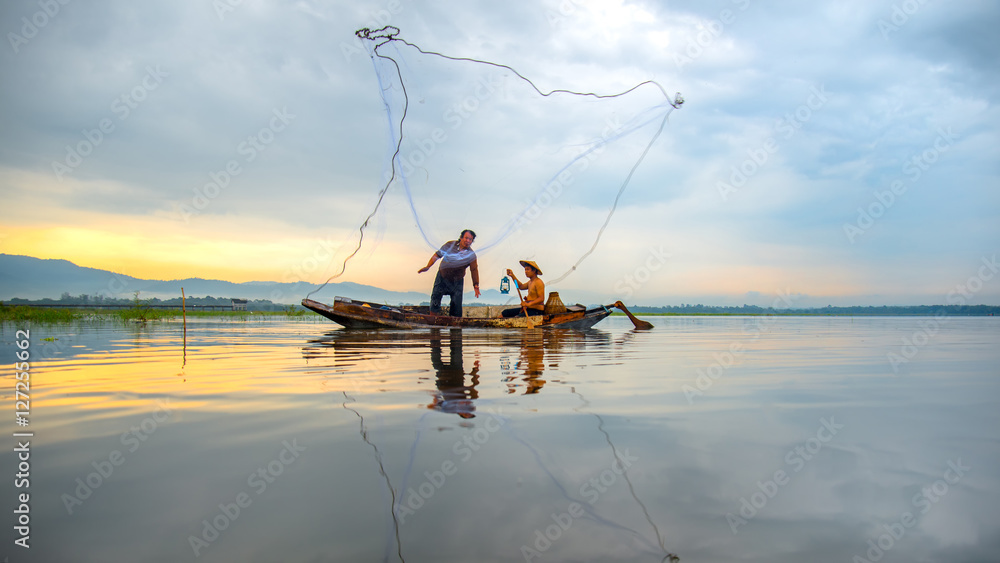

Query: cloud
[0,0,997,304]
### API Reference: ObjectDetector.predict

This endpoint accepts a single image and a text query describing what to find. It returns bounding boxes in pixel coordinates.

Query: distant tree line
[627,304,1000,316]
[4,293,297,311]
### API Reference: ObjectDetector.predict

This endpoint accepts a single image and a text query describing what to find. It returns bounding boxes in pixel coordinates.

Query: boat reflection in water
[300,326,681,561]
[302,327,615,415]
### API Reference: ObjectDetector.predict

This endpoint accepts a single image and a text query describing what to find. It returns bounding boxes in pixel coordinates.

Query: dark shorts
[431,271,465,316]
[501,307,544,318]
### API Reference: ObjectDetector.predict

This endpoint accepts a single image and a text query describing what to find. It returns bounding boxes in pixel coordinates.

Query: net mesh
[308,26,682,298]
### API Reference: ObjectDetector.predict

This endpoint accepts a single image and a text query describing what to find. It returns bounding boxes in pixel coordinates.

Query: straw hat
[519,260,543,275]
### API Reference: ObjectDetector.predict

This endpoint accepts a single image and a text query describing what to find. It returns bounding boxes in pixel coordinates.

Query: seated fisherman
[502,260,545,317]
[418,229,481,316]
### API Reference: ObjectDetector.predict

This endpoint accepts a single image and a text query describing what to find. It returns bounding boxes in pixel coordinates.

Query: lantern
[500,275,511,294]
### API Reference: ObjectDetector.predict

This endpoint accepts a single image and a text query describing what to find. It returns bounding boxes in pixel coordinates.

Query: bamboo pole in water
[181,287,187,365]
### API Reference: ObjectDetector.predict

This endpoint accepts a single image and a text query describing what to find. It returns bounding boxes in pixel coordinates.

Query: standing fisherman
[418,229,481,316]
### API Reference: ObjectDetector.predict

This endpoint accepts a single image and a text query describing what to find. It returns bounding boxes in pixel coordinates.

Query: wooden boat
[301,296,619,329]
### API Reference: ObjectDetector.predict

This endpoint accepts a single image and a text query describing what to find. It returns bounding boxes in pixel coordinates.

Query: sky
[1,0,998,306]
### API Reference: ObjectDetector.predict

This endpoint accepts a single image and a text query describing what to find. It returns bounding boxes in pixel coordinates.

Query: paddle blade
[614,301,654,330]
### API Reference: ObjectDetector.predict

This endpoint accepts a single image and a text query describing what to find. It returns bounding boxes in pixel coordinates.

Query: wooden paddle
[614,300,654,330]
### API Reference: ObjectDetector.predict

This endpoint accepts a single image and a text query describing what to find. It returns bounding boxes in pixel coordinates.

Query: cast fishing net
[309,25,682,297]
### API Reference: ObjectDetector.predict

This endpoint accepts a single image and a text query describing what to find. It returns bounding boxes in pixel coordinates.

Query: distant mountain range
[0,254,522,305]
[5,254,997,311]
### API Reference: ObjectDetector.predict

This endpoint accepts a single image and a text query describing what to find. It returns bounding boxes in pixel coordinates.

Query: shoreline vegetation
[617,304,999,316]
[1,292,311,324]
[0,304,312,324]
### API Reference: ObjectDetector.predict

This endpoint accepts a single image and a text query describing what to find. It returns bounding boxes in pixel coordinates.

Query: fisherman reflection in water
[427,329,479,419]
[418,229,481,317]
[518,332,546,394]
[500,332,548,395]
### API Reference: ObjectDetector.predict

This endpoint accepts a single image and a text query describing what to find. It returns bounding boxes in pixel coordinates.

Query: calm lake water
[2,315,999,563]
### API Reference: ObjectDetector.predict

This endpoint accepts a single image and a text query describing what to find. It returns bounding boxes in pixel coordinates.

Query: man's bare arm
[505,269,528,290]
[470,259,481,298]
[418,253,440,273]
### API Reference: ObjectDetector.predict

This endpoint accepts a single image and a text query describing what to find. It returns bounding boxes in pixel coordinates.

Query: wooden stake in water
[181,287,187,365]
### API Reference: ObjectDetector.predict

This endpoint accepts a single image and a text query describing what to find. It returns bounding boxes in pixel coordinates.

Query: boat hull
[301,297,612,330]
